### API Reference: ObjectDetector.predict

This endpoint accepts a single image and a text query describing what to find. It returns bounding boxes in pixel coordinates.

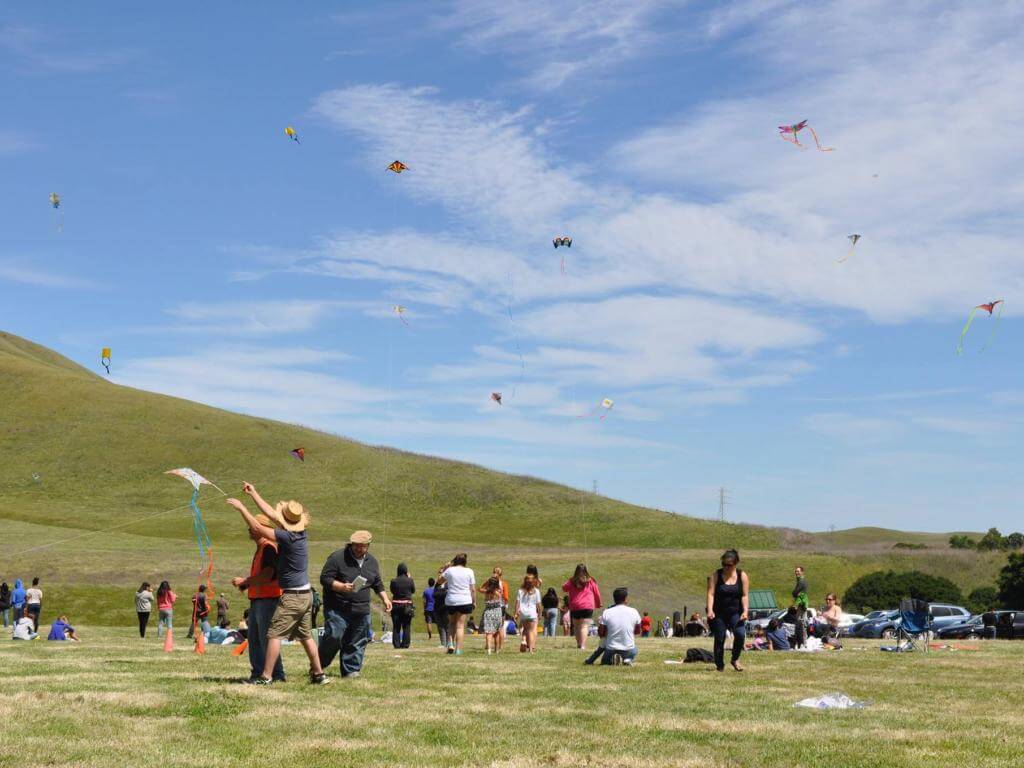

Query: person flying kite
[956,300,1003,355]
[285,126,300,144]
[778,120,833,151]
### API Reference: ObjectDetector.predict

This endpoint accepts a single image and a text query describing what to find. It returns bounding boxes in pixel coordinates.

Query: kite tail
[189,489,215,589]
[837,244,856,264]
[560,254,566,275]
[956,307,978,356]
[979,301,1004,352]
[808,127,833,152]
[780,133,804,148]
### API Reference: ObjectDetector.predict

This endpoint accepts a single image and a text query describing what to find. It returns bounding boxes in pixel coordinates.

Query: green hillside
[0,332,1007,625]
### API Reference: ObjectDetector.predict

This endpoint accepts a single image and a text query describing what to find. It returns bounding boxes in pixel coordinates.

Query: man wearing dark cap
[318,530,391,678]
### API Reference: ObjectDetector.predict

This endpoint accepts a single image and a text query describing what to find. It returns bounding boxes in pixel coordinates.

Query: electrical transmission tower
[718,487,729,522]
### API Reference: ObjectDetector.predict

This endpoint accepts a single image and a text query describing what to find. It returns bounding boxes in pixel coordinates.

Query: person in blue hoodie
[10,580,26,622]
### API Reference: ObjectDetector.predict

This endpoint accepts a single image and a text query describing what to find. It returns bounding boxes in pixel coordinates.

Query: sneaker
[622,658,634,666]
[253,677,273,686]
[454,649,463,656]
[446,645,455,655]
[310,673,331,685]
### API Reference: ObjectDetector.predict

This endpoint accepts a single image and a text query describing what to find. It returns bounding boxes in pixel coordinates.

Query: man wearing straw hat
[318,529,390,678]
[226,482,329,686]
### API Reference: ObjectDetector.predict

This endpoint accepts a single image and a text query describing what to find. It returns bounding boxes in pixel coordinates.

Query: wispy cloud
[0,24,131,73]
[438,0,687,91]
[0,131,36,155]
[0,263,99,290]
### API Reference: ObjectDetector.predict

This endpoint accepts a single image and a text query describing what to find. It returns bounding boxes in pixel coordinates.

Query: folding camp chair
[897,598,931,652]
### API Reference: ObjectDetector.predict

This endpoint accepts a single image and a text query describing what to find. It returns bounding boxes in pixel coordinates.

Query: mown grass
[1,627,1021,768]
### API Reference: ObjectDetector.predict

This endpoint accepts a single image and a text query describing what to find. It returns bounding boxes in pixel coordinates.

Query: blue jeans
[248,598,285,681]
[544,609,558,637]
[319,609,371,676]
[157,610,173,637]
[600,646,637,665]
[710,612,746,670]
[1,608,10,627]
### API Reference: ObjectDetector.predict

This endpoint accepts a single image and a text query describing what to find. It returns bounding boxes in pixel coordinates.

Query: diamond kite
[290,447,305,461]
[491,392,502,406]
[285,126,300,144]
[101,347,111,374]
[779,120,833,151]
[393,304,409,326]
[838,234,861,263]
[165,468,223,592]
[387,160,409,174]
[956,300,1003,355]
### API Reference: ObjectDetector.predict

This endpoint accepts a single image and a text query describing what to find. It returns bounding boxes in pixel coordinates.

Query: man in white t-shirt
[584,587,641,666]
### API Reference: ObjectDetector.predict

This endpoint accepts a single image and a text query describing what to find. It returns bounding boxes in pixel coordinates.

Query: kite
[393,304,409,326]
[285,126,300,144]
[838,234,861,263]
[101,348,112,374]
[553,236,573,274]
[290,447,305,462]
[491,392,502,406]
[49,193,63,232]
[956,300,1003,355]
[31,472,41,483]
[165,468,223,592]
[386,160,409,174]
[779,120,833,151]
[578,398,614,421]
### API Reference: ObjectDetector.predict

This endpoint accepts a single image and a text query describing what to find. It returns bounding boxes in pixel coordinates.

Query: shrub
[997,553,1024,609]
[949,535,976,550]
[843,570,962,613]
[965,586,998,614]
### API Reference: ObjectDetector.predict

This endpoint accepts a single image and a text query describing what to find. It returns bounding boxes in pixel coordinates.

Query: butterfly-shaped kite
[779,120,833,151]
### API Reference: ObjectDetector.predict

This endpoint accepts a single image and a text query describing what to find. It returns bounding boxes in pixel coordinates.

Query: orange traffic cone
[195,631,206,655]
[231,639,249,657]
[163,628,174,653]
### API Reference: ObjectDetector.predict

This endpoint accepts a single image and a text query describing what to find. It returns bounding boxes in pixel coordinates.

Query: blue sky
[3,1,1022,533]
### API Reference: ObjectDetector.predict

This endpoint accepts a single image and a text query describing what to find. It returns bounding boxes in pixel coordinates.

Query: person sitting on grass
[12,613,37,640]
[766,618,790,651]
[747,624,768,650]
[685,612,707,637]
[584,587,641,666]
[46,615,80,642]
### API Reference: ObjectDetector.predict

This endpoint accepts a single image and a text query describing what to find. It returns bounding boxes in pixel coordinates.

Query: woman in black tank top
[705,549,750,671]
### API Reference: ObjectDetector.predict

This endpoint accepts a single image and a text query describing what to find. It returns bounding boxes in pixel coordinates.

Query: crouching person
[584,587,641,666]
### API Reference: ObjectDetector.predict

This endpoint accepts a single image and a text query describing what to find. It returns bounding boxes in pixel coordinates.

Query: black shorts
[570,609,594,621]
[424,611,435,624]
[448,603,474,615]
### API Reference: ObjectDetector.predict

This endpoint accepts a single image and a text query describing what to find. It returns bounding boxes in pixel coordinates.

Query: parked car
[928,604,972,632]
[995,610,1024,640]
[745,608,818,638]
[849,610,900,639]
[935,614,984,639]
[849,604,972,638]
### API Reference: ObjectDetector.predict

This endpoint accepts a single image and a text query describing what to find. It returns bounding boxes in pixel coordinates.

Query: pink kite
[779,120,833,152]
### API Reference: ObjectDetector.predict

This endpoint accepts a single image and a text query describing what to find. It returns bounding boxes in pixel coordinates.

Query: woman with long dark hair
[706,549,749,672]
[562,564,602,650]
[541,587,560,637]
[156,581,176,638]
[135,582,154,638]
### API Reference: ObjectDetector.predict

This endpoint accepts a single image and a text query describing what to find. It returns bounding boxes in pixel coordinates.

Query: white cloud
[162,300,369,336]
[803,412,904,446]
[438,0,686,91]
[0,263,99,290]
[313,84,591,230]
[0,24,131,73]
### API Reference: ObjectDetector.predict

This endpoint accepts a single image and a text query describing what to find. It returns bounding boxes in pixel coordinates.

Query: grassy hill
[0,332,1006,625]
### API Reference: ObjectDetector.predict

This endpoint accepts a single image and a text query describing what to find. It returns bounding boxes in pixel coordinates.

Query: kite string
[507,272,525,399]
[15,491,228,557]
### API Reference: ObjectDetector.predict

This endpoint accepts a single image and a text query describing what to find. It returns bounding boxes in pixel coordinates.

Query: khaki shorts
[267,591,312,641]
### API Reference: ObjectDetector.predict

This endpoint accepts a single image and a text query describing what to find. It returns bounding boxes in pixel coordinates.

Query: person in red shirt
[231,513,285,683]
[640,612,652,637]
